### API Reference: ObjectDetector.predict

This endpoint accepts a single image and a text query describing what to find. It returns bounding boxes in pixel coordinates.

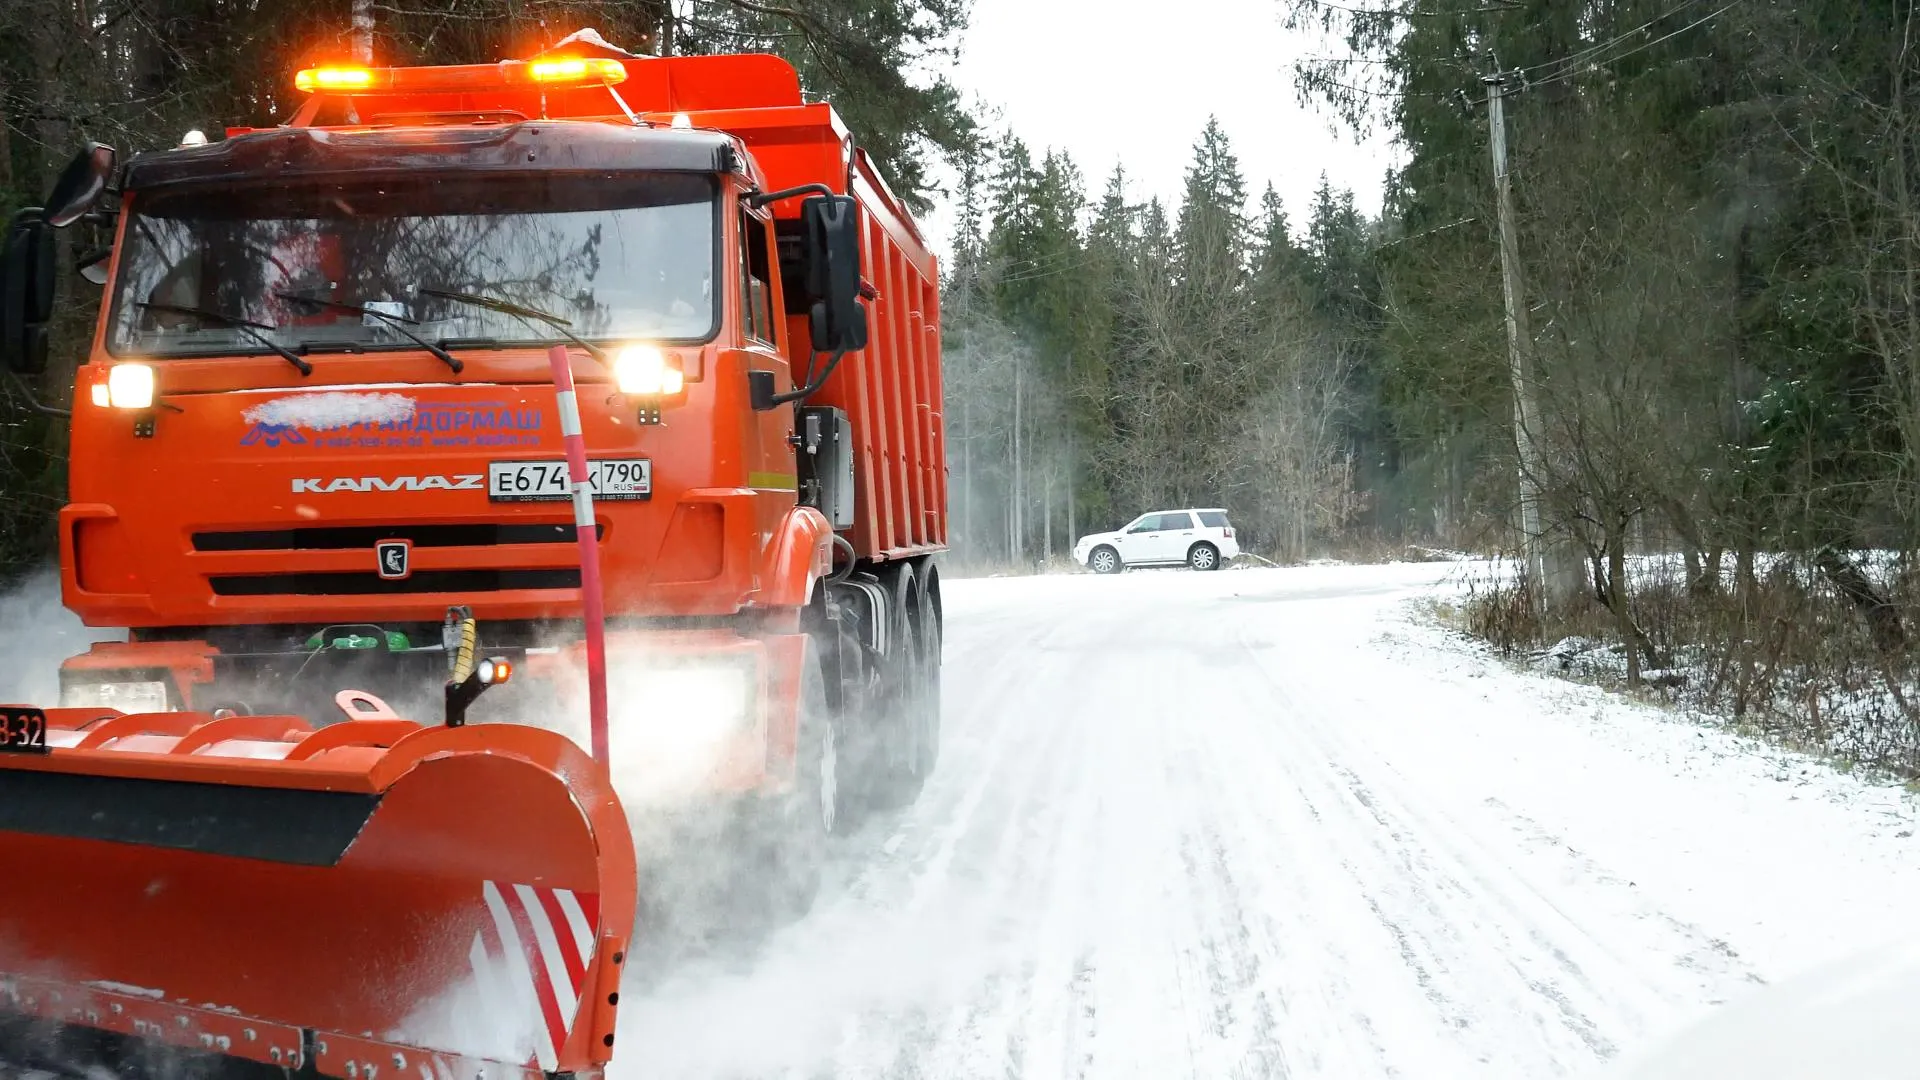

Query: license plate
[488,458,651,502]
[0,706,49,755]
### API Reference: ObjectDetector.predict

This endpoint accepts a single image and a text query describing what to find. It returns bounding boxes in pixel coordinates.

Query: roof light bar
[294,57,629,95]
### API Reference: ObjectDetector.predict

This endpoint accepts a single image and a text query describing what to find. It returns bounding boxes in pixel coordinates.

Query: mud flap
[0,708,636,1079]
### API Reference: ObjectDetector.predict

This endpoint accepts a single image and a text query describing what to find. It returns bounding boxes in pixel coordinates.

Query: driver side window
[740,209,777,346]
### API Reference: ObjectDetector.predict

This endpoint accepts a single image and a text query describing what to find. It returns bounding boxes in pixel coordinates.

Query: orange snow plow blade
[0,703,635,1080]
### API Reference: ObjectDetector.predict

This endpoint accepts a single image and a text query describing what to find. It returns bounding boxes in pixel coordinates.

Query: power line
[1300,0,1740,107]
[1513,0,1710,81]
[1524,0,1743,91]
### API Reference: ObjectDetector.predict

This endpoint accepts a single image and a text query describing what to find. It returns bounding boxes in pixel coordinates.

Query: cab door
[739,203,799,545]
[1143,511,1196,561]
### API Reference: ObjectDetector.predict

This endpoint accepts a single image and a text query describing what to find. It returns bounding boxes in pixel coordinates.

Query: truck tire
[911,564,942,782]
[1089,545,1122,574]
[1187,542,1221,572]
[867,562,928,810]
[736,638,832,925]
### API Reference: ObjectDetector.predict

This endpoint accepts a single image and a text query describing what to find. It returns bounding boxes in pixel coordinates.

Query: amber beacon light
[294,65,376,92]
[527,57,629,85]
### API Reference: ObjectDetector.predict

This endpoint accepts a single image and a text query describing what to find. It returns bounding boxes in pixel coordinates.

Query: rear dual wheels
[867,561,941,810]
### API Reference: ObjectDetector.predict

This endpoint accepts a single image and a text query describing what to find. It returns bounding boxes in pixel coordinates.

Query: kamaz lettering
[292,475,486,493]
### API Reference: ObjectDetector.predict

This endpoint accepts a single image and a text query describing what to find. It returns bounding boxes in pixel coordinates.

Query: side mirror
[801,195,868,354]
[76,247,112,286]
[0,210,57,375]
[45,142,117,229]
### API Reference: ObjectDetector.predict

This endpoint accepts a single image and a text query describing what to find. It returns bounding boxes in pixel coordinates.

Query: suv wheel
[1089,546,1122,574]
[1187,543,1220,572]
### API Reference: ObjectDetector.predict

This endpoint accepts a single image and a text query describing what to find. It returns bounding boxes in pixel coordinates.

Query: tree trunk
[1608,516,1640,685]
[1736,546,1757,600]
[351,0,374,62]
[1815,546,1906,653]
[0,70,14,198]
[632,1,675,55]
[1066,431,1077,546]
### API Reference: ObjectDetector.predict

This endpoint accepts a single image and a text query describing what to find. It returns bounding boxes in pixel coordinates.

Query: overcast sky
[916,0,1403,262]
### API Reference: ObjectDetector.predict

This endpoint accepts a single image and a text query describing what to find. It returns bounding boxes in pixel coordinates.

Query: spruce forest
[6,1,1920,754]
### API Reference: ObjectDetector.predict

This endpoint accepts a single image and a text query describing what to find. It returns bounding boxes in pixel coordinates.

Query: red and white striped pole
[547,344,610,764]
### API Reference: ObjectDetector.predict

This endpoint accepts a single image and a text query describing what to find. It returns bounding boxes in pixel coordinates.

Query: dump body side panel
[726,119,945,563]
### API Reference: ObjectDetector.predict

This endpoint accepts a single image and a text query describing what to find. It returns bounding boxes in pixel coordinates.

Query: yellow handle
[449,616,477,685]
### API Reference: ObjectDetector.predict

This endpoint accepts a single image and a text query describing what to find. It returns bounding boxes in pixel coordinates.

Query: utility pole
[1012,349,1024,564]
[1483,71,1560,610]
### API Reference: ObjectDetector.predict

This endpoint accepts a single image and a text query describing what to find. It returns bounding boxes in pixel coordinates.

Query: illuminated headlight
[612,345,684,396]
[629,665,752,734]
[605,662,756,805]
[106,363,155,409]
[60,679,169,713]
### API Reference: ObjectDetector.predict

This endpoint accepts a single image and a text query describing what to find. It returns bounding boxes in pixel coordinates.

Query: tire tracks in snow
[1228,617,1768,1076]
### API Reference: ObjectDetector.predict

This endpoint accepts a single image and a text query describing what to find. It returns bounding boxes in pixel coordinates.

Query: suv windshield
[108,172,717,358]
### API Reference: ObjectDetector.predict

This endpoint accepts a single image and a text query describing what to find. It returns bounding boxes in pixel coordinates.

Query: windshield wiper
[416,287,608,362]
[275,292,464,373]
[135,302,312,376]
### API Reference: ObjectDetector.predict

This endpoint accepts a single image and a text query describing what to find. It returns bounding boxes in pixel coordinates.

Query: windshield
[108,172,718,357]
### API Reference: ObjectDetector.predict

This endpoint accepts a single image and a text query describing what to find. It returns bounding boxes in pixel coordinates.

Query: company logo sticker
[239,393,543,453]
[376,539,412,581]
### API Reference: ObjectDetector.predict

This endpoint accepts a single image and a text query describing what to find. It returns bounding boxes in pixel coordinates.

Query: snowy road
[616,563,1920,1080]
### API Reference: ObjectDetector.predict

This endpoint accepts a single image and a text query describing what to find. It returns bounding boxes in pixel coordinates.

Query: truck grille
[208,569,581,596]
[193,523,599,552]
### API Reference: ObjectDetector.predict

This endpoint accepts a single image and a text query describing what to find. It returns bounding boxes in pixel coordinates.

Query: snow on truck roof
[122,122,735,191]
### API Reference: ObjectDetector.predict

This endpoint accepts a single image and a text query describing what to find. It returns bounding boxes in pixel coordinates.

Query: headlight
[60,679,169,713]
[612,345,684,396]
[105,363,155,409]
[604,661,756,805]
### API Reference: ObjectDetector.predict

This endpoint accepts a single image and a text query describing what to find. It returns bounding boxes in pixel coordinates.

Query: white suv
[1073,509,1240,573]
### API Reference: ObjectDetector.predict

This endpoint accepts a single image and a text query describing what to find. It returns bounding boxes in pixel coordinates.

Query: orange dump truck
[0,31,944,1079]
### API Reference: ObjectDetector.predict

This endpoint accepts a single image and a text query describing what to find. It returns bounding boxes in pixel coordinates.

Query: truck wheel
[738,639,832,924]
[1187,543,1221,572]
[1089,546,1122,574]
[823,620,873,834]
[912,567,942,782]
[868,562,927,811]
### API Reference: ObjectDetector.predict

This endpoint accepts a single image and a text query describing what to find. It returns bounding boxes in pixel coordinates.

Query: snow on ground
[7,560,1917,1077]
[613,561,1920,1080]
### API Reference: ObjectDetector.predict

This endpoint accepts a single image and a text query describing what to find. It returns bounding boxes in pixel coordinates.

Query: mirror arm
[745,183,837,210]
[3,369,71,418]
[764,348,848,408]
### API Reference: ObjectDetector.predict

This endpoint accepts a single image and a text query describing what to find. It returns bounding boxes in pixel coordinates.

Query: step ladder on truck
[0,30,945,1080]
